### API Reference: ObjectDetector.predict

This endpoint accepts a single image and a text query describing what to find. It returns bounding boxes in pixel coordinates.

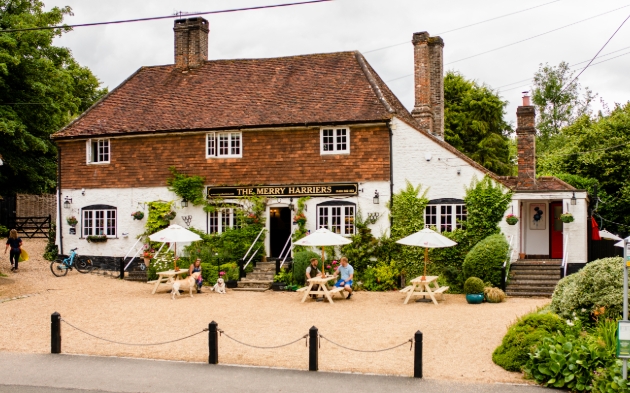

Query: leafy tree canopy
[0,0,107,195]
[444,71,513,176]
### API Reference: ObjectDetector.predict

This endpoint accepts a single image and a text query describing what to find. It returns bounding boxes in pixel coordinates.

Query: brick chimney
[516,93,536,189]
[411,32,444,140]
[174,17,209,69]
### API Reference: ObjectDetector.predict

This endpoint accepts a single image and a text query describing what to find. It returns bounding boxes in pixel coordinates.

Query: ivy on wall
[292,196,310,253]
[166,167,206,205]
[144,201,174,236]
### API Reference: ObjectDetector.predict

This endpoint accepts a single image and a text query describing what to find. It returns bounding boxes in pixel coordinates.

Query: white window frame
[320,127,350,155]
[207,207,241,234]
[424,203,466,232]
[86,138,110,164]
[82,208,117,238]
[317,203,355,236]
[206,132,242,158]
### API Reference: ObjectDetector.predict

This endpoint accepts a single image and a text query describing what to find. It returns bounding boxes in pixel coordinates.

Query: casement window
[424,199,467,232]
[208,207,241,234]
[320,127,350,155]
[207,132,242,158]
[86,139,110,164]
[82,205,117,237]
[317,201,355,235]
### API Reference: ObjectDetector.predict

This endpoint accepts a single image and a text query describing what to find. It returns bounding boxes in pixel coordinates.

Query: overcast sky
[45,0,630,126]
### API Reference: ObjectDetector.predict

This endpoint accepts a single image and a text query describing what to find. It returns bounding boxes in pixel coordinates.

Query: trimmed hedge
[463,277,484,294]
[462,233,509,287]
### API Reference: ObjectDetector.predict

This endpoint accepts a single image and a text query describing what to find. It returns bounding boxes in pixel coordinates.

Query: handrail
[279,234,292,269]
[501,235,514,291]
[243,247,261,270]
[502,235,514,268]
[243,227,266,262]
[561,234,569,277]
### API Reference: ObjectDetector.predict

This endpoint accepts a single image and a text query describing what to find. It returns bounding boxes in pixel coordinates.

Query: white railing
[561,234,569,277]
[502,234,514,289]
[242,227,266,270]
[279,234,292,269]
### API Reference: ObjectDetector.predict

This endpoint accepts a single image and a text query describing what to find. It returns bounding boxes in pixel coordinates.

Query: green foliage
[462,234,509,287]
[147,251,175,281]
[292,197,310,252]
[0,1,107,195]
[341,211,379,273]
[43,222,58,261]
[200,263,218,285]
[538,103,630,236]
[220,262,239,281]
[550,257,624,321]
[428,228,469,293]
[292,250,321,286]
[166,167,205,205]
[444,71,513,175]
[592,360,630,393]
[274,268,295,285]
[493,311,568,372]
[464,176,512,244]
[360,260,400,291]
[0,225,8,238]
[184,225,265,267]
[144,201,173,236]
[463,277,484,294]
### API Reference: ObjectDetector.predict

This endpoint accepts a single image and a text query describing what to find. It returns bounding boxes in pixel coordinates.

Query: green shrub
[550,257,624,321]
[43,223,58,261]
[219,262,239,281]
[463,277,484,294]
[292,251,321,286]
[463,176,513,245]
[200,263,219,285]
[274,268,295,285]
[592,360,630,393]
[360,260,399,291]
[429,228,470,292]
[493,311,568,372]
[0,225,8,238]
[462,234,509,287]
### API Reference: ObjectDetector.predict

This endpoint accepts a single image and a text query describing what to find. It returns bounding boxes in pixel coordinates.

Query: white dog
[171,272,201,300]
[211,277,226,294]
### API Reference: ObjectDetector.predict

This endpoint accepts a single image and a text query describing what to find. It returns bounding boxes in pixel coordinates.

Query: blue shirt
[337,264,354,281]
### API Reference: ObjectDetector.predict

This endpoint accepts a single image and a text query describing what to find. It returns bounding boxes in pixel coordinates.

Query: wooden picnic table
[151,269,189,294]
[298,275,346,304]
[399,275,449,305]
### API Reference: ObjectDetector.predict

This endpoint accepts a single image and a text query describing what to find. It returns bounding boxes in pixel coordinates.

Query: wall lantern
[373,190,380,205]
[63,196,72,209]
[570,192,577,205]
[181,198,188,208]
[288,198,295,211]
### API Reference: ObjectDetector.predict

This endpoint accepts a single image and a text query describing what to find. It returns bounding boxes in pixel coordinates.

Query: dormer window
[86,139,110,164]
[320,127,350,155]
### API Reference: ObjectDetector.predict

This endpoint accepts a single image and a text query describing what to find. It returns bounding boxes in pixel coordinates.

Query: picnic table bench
[299,275,347,304]
[400,275,449,305]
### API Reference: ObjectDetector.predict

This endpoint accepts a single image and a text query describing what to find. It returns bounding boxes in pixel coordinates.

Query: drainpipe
[57,144,63,256]
[389,122,394,228]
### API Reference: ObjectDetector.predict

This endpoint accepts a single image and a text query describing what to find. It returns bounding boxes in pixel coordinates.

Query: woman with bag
[4,229,23,272]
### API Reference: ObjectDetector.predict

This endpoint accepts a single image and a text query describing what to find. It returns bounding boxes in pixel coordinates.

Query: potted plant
[131,211,144,220]
[142,249,154,267]
[464,277,485,304]
[86,235,107,243]
[66,216,78,227]
[505,214,519,225]
[163,211,177,221]
[560,212,575,223]
[293,212,306,226]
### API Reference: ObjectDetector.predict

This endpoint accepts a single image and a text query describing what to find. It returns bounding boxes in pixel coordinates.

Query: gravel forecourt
[0,239,549,383]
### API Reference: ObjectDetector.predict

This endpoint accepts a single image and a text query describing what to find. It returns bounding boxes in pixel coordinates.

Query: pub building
[52,19,589,276]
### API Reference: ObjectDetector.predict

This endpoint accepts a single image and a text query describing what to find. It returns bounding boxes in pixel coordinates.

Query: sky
[44,0,630,126]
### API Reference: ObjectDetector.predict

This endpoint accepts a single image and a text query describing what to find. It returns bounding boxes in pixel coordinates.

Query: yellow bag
[19,248,29,262]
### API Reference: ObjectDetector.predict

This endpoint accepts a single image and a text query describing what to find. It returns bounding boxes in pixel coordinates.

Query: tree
[531,62,596,150]
[444,71,513,176]
[0,0,107,195]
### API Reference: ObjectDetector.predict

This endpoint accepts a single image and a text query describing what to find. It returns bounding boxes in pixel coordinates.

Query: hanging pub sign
[207,183,358,198]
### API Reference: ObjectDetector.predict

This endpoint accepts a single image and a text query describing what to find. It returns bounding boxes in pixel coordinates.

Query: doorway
[550,202,564,259]
[269,207,292,258]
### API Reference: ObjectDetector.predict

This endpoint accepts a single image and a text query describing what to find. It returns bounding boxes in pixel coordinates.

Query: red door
[550,202,563,259]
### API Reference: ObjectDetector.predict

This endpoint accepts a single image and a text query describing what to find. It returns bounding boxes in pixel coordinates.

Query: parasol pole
[321,246,325,262]
[174,243,178,271]
[422,247,428,280]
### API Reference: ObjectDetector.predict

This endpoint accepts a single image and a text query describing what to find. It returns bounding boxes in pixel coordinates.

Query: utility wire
[363,0,561,54]
[0,0,332,33]
[385,4,630,83]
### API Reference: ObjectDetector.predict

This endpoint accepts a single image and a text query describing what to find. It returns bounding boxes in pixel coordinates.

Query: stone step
[506,284,558,290]
[510,264,563,270]
[232,287,268,292]
[513,259,562,265]
[508,279,560,285]
[510,273,561,280]
[238,279,273,289]
[246,272,275,279]
[506,291,553,297]
[510,271,561,278]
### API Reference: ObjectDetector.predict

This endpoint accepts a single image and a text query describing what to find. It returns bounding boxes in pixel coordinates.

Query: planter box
[226,280,238,289]
[271,282,286,291]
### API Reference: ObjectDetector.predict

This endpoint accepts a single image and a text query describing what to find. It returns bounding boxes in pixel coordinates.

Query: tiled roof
[497,176,577,191]
[53,51,411,139]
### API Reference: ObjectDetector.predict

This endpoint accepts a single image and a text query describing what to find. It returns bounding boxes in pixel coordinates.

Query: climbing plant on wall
[166,167,206,205]
[144,201,174,236]
[292,197,310,253]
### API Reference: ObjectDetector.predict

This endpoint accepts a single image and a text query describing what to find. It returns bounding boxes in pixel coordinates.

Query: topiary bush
[292,250,321,286]
[463,277,484,294]
[492,310,568,372]
[462,233,509,287]
[550,257,624,321]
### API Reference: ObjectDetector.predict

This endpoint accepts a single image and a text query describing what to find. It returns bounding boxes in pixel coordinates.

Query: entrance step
[506,259,563,298]
[232,287,268,292]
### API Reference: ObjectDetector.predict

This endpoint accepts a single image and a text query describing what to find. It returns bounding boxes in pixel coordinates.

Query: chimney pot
[522,91,531,106]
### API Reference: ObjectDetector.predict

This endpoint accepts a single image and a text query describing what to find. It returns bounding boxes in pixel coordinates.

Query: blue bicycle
[51,248,92,276]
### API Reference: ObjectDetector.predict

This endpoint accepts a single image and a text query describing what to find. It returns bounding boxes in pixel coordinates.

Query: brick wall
[58,125,391,189]
[516,106,536,189]
[174,18,209,69]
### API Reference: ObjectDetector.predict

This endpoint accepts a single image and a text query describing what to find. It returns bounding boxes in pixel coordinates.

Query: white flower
[581,308,586,312]
[566,320,574,326]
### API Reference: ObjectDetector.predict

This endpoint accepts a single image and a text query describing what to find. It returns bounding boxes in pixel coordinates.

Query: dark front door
[550,202,563,259]
[270,207,291,258]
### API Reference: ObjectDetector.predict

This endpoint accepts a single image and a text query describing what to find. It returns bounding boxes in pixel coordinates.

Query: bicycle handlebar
[70,248,78,252]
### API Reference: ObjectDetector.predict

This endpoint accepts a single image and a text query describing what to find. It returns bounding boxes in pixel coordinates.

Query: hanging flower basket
[86,235,107,243]
[66,216,78,227]
[560,213,575,223]
[162,211,177,221]
[131,211,144,220]
[293,212,306,226]
[506,214,519,225]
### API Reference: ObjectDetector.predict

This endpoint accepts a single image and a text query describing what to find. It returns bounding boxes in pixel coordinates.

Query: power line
[384,4,630,83]
[0,0,332,33]
[363,0,561,54]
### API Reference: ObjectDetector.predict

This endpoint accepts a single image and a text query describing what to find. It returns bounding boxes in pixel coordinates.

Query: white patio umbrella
[600,229,622,241]
[149,224,202,270]
[293,227,352,261]
[396,228,458,280]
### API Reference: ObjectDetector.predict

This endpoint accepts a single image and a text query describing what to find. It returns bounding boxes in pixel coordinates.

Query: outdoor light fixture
[63,196,72,209]
[373,190,380,204]
[288,198,295,211]
[571,192,577,206]
[181,198,188,208]
[81,188,85,196]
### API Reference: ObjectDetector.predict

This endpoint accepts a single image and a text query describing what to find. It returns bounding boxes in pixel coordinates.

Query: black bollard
[208,321,218,364]
[120,258,125,280]
[309,326,318,371]
[51,312,61,354]
[238,259,245,280]
[414,330,423,378]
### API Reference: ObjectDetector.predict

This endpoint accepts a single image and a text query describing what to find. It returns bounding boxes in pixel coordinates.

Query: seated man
[305,258,324,301]
[333,257,354,299]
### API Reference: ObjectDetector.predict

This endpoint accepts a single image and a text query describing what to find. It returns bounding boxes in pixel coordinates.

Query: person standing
[333,257,354,299]
[4,229,23,272]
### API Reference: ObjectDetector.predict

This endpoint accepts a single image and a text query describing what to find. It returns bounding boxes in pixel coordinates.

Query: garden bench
[402,276,448,305]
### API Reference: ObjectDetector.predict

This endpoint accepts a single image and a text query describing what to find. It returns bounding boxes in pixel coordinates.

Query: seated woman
[188,258,204,293]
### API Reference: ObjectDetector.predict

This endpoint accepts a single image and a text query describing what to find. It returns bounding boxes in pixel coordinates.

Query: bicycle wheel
[75,256,93,273]
[50,260,68,277]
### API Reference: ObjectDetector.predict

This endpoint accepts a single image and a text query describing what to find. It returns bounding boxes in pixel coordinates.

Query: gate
[13,215,51,238]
